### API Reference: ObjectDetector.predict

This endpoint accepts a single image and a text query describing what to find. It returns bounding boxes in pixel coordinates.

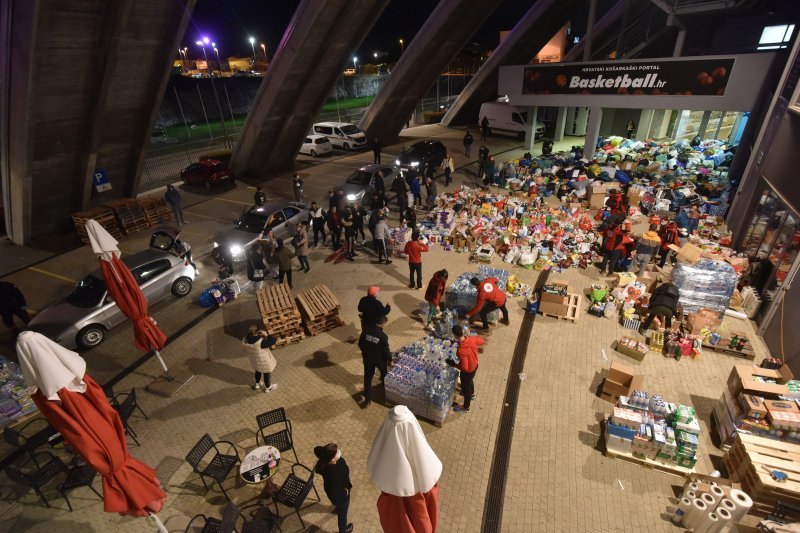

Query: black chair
[271,463,320,529]
[4,418,53,467]
[184,501,277,533]
[185,434,241,501]
[57,464,102,511]
[255,408,299,464]
[5,456,68,510]
[113,388,148,419]
[115,392,141,446]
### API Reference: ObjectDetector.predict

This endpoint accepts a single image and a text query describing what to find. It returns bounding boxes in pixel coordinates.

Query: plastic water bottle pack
[385,338,459,411]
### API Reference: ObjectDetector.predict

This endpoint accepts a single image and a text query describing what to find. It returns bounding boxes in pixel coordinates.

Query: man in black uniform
[254,186,266,206]
[357,285,391,328]
[358,314,392,407]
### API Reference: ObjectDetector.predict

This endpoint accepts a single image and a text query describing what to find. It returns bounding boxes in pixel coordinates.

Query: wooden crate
[71,207,122,244]
[138,195,175,226]
[256,283,304,346]
[539,293,581,322]
[723,433,800,513]
[295,284,343,335]
[103,199,149,235]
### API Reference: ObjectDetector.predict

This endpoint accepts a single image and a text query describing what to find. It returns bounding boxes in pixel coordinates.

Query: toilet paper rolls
[715,497,735,515]
[681,481,700,499]
[729,489,753,522]
[709,484,725,501]
[700,492,716,508]
[695,512,718,533]
[714,507,732,532]
[683,498,708,530]
[685,490,696,502]
[671,497,693,526]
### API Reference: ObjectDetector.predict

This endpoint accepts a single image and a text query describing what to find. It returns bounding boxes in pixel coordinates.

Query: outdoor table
[240,445,281,484]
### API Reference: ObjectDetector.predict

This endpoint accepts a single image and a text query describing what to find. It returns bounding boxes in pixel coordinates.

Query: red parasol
[377,485,439,533]
[16,331,167,526]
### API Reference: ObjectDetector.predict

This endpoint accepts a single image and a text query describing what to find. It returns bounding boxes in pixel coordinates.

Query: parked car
[214,200,309,263]
[180,159,235,189]
[28,231,196,350]
[478,101,546,140]
[312,122,367,151]
[395,140,447,174]
[338,164,398,205]
[299,134,333,157]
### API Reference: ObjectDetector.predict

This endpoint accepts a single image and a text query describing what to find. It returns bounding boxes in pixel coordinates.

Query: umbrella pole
[152,349,173,381]
[147,348,195,398]
[149,512,168,533]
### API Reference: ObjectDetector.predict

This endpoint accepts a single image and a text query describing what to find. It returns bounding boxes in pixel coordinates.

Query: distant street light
[248,36,256,63]
[213,46,221,75]
[260,43,267,62]
[353,56,358,73]
[373,52,378,59]
[399,38,404,55]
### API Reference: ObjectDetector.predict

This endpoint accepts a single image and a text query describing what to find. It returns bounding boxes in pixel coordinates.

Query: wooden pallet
[71,207,122,244]
[604,447,694,478]
[271,331,306,347]
[256,283,305,344]
[702,343,756,360]
[103,199,149,235]
[138,195,175,226]
[539,293,581,322]
[296,284,343,335]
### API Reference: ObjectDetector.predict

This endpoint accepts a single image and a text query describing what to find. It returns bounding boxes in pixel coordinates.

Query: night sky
[184,0,587,61]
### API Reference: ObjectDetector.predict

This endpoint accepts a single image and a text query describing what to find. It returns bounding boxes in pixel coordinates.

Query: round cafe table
[240,445,281,484]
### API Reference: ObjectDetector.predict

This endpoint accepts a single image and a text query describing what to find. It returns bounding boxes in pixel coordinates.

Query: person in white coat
[243,324,278,392]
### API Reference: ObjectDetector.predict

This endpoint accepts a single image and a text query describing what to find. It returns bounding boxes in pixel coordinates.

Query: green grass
[320,95,374,113]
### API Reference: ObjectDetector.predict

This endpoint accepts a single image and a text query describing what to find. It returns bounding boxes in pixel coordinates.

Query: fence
[140,137,238,189]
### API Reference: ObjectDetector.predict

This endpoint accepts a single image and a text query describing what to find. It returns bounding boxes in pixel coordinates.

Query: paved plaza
[0,126,767,532]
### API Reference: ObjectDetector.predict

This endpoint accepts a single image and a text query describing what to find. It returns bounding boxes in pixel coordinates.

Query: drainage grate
[481,270,548,533]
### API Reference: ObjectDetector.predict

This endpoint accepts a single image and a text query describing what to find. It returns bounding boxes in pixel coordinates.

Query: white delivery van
[312,122,368,151]
[478,101,546,140]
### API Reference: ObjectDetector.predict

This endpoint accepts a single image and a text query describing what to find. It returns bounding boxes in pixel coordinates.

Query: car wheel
[310,150,317,157]
[77,325,106,349]
[171,277,193,297]
[343,143,351,151]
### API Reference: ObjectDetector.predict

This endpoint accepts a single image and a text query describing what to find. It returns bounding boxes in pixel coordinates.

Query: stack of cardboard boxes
[539,279,572,317]
[588,182,609,209]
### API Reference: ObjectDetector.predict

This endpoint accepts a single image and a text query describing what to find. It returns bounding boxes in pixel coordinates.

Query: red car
[180,159,235,189]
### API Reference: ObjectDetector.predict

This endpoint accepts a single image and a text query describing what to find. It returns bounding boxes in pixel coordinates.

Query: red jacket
[455,335,484,373]
[659,223,680,250]
[467,277,506,317]
[404,240,429,264]
[603,226,621,251]
[424,273,447,306]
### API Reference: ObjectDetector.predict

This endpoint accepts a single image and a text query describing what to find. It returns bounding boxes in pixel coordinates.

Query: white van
[478,101,546,140]
[312,122,367,151]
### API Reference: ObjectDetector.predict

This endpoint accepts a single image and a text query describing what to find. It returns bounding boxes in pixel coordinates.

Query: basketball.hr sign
[521,58,736,97]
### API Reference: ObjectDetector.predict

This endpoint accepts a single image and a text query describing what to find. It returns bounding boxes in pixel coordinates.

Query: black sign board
[522,58,736,97]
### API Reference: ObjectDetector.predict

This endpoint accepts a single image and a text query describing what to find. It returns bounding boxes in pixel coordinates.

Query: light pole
[213,45,221,75]
[353,56,358,73]
[353,57,358,99]
[196,37,231,146]
[260,43,267,62]
[195,39,209,73]
[248,36,256,65]
[399,38,404,55]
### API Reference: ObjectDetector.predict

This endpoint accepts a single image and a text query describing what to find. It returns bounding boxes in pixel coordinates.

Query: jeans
[335,495,350,533]
[600,249,623,274]
[444,168,451,186]
[377,239,389,263]
[460,367,477,409]
[632,254,652,276]
[409,262,422,288]
[363,359,388,402]
[254,371,271,387]
[479,301,508,329]
[170,204,185,225]
[278,269,293,288]
[330,228,341,249]
[298,256,310,271]
[465,145,471,157]
[313,222,327,246]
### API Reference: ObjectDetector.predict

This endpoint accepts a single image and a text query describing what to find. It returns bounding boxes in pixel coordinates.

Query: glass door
[742,189,781,258]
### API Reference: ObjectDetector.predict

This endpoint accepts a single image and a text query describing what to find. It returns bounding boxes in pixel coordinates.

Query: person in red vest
[423,270,448,332]
[445,325,485,413]
[464,276,509,335]
[403,231,429,290]
[658,220,680,267]
[606,189,626,215]
[601,228,634,275]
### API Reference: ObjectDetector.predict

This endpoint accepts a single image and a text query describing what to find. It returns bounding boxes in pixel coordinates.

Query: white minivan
[312,122,367,151]
[478,101,546,140]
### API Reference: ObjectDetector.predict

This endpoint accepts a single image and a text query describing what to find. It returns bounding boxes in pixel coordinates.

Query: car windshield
[236,211,268,232]
[66,275,107,308]
[340,125,360,135]
[346,170,372,185]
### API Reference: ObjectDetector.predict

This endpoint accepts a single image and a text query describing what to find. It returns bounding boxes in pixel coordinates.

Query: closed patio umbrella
[16,331,167,530]
[367,405,442,533]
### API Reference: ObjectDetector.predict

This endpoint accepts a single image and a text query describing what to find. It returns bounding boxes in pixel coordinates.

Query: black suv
[395,140,446,174]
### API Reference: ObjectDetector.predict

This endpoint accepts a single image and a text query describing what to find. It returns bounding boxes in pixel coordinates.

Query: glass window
[512,112,523,124]
[758,24,794,49]
[236,211,268,233]
[66,275,106,308]
[135,259,172,284]
[743,189,780,258]
[282,207,300,220]
[267,210,286,227]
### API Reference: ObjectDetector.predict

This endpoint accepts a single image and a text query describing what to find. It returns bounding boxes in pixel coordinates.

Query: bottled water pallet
[539,293,581,322]
[384,390,452,427]
[603,422,694,478]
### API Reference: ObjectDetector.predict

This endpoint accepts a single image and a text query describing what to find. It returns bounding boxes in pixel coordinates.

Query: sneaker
[500,318,510,326]
[251,383,261,391]
[415,286,421,291]
[453,405,471,413]
[345,524,354,533]
[265,384,278,392]
[424,325,434,332]
[409,284,415,289]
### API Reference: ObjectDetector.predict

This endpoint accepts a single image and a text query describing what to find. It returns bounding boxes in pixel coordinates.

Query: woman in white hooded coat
[243,324,278,392]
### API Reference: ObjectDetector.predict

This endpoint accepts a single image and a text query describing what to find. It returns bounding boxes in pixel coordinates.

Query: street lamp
[399,38,404,55]
[213,45,221,75]
[248,36,256,63]
[353,56,358,73]
[260,43,266,61]
[373,52,378,59]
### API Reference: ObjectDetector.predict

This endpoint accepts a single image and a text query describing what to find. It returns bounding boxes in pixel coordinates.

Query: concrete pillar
[584,107,602,158]
[636,109,654,139]
[553,106,567,142]
[582,0,598,61]
[652,110,673,139]
[525,106,538,151]
[698,110,711,138]
[728,112,745,144]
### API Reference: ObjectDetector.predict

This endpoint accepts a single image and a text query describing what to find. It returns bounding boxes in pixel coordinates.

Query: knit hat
[368,285,380,296]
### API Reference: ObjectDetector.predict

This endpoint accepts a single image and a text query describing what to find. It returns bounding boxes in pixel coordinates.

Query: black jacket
[0,282,26,313]
[318,458,352,506]
[358,295,390,327]
[649,283,680,317]
[358,326,391,364]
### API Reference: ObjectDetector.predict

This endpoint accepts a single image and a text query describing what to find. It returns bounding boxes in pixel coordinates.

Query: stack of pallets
[723,433,800,515]
[103,199,149,235]
[71,207,122,244]
[138,195,175,226]
[256,283,305,347]
[295,284,344,335]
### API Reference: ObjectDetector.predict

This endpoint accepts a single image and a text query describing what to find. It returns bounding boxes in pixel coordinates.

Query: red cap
[368,285,380,296]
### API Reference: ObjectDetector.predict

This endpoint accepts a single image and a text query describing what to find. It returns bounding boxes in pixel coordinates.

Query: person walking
[327,206,341,249]
[465,276,509,334]
[658,220,680,267]
[327,189,337,212]
[423,270,448,332]
[442,154,454,186]
[353,202,367,244]
[164,184,185,225]
[254,186,266,206]
[445,325,484,412]
[242,324,278,392]
[392,173,409,213]
[370,190,386,212]
[341,207,356,261]
[639,282,681,333]
[424,177,438,210]
[463,130,473,157]
[270,238,295,288]
[292,174,305,204]
[630,224,661,277]
[408,172,422,208]
[358,285,391,328]
[374,215,392,264]
[373,138,382,164]
[246,244,267,292]
[403,231,429,290]
[314,444,353,533]
[626,119,636,139]
[358,314,392,407]
[309,201,327,248]
[0,281,30,334]
[480,115,490,140]
[293,222,310,273]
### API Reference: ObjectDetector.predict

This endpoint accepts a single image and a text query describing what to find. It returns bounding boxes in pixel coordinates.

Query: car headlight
[395,159,401,165]
[230,244,243,256]
[410,161,419,167]
[346,194,357,201]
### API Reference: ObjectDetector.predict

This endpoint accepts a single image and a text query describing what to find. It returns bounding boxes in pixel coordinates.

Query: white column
[635,109,654,139]
[525,106,538,152]
[553,106,567,142]
[583,107,603,158]
[697,110,711,138]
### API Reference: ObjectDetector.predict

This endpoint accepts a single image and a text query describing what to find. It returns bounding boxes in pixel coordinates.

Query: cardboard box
[668,243,703,264]
[727,364,794,398]
[538,300,568,316]
[601,361,645,403]
[739,394,768,419]
[615,336,649,361]
[540,280,570,304]
[589,182,610,196]
[686,308,724,334]
[589,193,607,209]
[764,399,800,415]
